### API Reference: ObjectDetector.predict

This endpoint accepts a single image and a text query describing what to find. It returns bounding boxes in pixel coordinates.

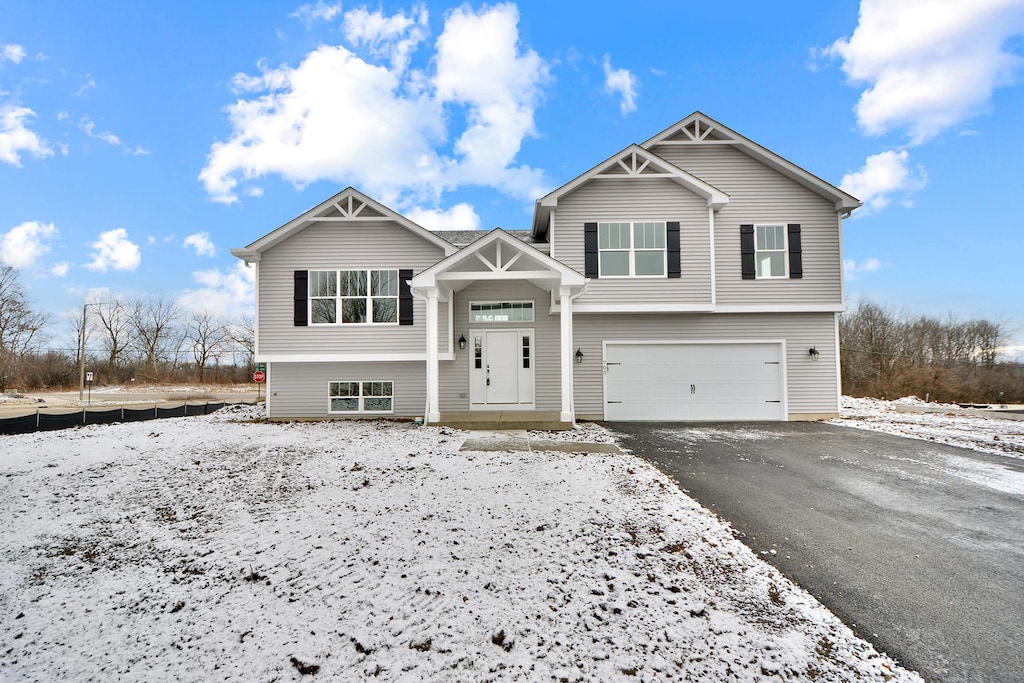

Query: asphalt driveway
[606,421,1024,683]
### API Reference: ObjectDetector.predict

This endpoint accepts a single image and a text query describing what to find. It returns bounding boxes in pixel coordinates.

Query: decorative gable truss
[532,144,728,238]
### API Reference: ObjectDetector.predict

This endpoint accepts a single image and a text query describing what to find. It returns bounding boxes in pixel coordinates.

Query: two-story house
[231,112,860,424]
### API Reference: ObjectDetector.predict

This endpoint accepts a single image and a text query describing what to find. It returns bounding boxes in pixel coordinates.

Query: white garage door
[604,342,785,421]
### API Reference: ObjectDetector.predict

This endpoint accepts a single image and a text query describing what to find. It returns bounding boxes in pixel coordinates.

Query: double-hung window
[754,224,787,278]
[309,269,398,324]
[598,221,666,277]
[328,381,393,413]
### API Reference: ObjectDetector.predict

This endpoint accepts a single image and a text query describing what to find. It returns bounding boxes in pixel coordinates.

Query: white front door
[470,329,535,407]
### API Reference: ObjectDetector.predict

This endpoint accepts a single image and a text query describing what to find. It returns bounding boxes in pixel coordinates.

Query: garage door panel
[605,343,784,421]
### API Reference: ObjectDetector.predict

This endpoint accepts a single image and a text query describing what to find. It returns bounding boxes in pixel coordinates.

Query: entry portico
[410,229,587,424]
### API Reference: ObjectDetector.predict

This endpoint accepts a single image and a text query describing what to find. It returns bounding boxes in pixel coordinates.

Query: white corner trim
[256,353,449,363]
[713,304,845,314]
[558,303,716,314]
[708,206,717,307]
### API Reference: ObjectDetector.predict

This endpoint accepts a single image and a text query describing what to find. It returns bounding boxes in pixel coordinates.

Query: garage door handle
[765,400,781,403]
[607,400,622,404]
[691,384,695,394]
[764,361,780,365]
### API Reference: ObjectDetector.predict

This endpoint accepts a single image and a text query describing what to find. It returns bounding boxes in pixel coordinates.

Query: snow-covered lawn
[832,396,1024,460]
[0,407,919,681]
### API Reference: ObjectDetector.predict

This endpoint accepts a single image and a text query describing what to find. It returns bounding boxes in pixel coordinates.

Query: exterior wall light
[575,348,584,364]
[808,347,820,360]
[458,334,467,350]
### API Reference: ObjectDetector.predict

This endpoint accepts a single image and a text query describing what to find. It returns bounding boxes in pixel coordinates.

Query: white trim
[257,353,452,363]
[468,328,536,409]
[641,112,860,213]
[834,312,843,412]
[595,220,669,279]
[468,300,535,323]
[549,211,556,260]
[713,304,845,313]
[559,291,574,424]
[253,260,260,357]
[708,206,716,307]
[753,223,789,279]
[837,212,847,307]
[437,270,565,282]
[327,379,395,415]
[600,339,789,421]
[563,303,716,314]
[264,361,271,418]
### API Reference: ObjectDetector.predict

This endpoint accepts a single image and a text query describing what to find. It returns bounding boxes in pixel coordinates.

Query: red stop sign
[253,370,266,383]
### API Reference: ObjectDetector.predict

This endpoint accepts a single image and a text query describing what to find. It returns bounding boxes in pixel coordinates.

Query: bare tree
[130,294,181,371]
[183,309,229,382]
[0,266,48,391]
[230,314,256,369]
[92,298,138,376]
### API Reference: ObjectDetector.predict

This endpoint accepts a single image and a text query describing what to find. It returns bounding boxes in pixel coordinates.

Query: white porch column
[425,287,441,424]
[559,287,575,423]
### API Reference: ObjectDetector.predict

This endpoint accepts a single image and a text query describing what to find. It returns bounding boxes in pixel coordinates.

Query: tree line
[840,300,1023,403]
[3,265,1022,401]
[0,266,254,393]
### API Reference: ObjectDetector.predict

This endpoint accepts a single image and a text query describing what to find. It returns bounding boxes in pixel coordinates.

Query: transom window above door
[598,221,666,277]
[309,269,398,324]
[470,302,534,323]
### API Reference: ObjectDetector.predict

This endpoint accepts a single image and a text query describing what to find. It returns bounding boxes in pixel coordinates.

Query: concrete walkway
[460,430,622,454]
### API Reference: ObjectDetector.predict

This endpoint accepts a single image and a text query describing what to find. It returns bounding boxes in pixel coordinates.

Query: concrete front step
[434,411,573,431]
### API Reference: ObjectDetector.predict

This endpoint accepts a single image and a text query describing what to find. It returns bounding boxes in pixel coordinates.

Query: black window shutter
[666,221,681,278]
[398,269,414,325]
[583,222,598,279]
[740,225,755,280]
[293,270,308,326]
[788,224,803,279]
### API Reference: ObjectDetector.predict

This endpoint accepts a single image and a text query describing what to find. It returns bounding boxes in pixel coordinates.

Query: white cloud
[844,257,882,280]
[75,75,96,96]
[177,261,255,319]
[81,117,121,146]
[433,3,550,198]
[0,220,57,268]
[86,228,141,272]
[825,0,1024,143]
[343,5,429,73]
[199,44,444,205]
[183,231,217,257]
[0,105,53,166]
[840,149,927,214]
[406,202,481,231]
[201,3,549,206]
[291,1,343,28]
[50,262,70,277]
[603,55,638,115]
[1,44,26,64]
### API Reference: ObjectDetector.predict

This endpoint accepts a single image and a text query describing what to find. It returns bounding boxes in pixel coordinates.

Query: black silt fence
[0,402,252,436]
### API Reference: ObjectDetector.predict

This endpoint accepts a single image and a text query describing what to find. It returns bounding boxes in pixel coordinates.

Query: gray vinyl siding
[439,280,562,411]
[572,312,838,418]
[551,178,712,306]
[649,144,843,306]
[267,361,424,418]
[258,220,446,356]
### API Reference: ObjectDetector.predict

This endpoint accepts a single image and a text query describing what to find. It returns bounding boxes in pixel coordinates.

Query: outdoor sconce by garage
[458,334,467,350]
[575,348,584,364]
[808,346,820,360]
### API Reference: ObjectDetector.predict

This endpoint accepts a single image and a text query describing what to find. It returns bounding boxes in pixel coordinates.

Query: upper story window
[310,269,398,324]
[598,221,666,277]
[755,224,787,278]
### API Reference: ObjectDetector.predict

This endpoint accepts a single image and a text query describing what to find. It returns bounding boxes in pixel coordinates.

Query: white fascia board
[230,248,259,263]
[257,353,454,363]
[244,187,456,256]
[554,303,716,314]
[713,304,846,313]
[643,112,861,213]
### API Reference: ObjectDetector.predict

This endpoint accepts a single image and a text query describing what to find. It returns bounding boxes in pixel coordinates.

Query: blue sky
[2,1,1024,357]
